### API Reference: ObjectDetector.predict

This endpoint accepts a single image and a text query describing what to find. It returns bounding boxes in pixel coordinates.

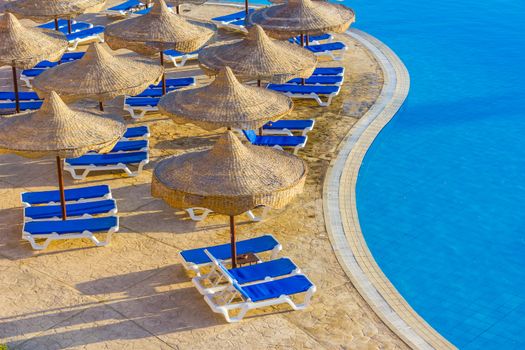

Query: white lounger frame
[63,153,149,180]
[123,102,158,119]
[23,202,118,222]
[120,127,151,141]
[280,89,340,107]
[165,52,199,67]
[68,33,104,51]
[22,217,119,250]
[179,234,282,276]
[185,206,269,222]
[270,136,308,155]
[262,120,316,137]
[312,45,348,61]
[203,279,316,322]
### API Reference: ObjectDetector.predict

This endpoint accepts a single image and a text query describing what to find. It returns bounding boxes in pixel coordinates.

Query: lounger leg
[245,206,269,222]
[186,207,212,221]
[23,235,54,250]
[89,228,114,247]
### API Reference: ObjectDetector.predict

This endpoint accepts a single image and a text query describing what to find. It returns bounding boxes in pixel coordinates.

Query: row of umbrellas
[0,0,355,264]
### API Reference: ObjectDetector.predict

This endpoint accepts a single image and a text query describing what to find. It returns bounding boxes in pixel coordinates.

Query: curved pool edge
[323,28,455,350]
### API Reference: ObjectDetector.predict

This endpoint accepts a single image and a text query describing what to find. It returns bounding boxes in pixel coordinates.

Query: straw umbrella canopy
[5,0,106,33]
[0,92,126,220]
[199,25,316,85]
[247,0,355,46]
[33,43,164,111]
[0,12,68,113]
[104,0,215,94]
[152,131,307,267]
[158,67,293,130]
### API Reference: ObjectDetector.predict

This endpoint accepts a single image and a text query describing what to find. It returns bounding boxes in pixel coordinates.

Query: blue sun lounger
[0,91,41,101]
[180,234,282,275]
[193,250,300,295]
[58,22,93,34]
[163,50,199,67]
[124,77,196,118]
[105,0,146,17]
[312,67,345,76]
[267,83,341,107]
[67,26,105,51]
[289,33,333,45]
[64,151,149,180]
[122,125,150,140]
[20,52,85,87]
[21,185,112,207]
[242,130,307,155]
[38,19,74,29]
[306,42,348,61]
[287,75,344,86]
[0,101,42,113]
[24,199,117,222]
[262,119,315,137]
[202,255,315,322]
[22,216,119,250]
[106,140,148,153]
[212,9,254,25]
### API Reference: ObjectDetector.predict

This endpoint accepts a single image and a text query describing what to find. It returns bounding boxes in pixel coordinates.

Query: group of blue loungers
[38,20,105,52]
[105,0,147,17]
[180,235,316,322]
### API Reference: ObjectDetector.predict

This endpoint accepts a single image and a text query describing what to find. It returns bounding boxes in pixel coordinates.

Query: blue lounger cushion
[125,97,159,107]
[290,33,332,44]
[312,67,344,76]
[24,216,118,235]
[306,42,346,53]
[229,19,245,27]
[133,87,178,98]
[243,130,306,147]
[66,26,104,41]
[212,9,254,23]
[181,235,279,265]
[38,19,71,29]
[108,0,143,11]
[24,199,116,220]
[149,77,195,89]
[110,140,148,152]
[235,275,314,302]
[22,185,111,206]
[123,126,149,139]
[34,52,85,68]
[163,50,199,58]
[287,75,343,85]
[66,151,147,166]
[0,91,40,101]
[0,101,42,111]
[20,68,46,77]
[58,22,92,34]
[228,258,297,285]
[263,120,314,131]
[268,84,340,95]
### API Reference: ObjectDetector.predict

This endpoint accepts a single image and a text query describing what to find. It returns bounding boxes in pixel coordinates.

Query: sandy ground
[0,2,409,349]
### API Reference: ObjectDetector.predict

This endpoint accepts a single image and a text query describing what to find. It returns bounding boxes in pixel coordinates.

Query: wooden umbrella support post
[54,18,59,31]
[56,155,67,220]
[160,52,166,95]
[99,101,104,111]
[11,65,20,113]
[229,215,237,268]
[67,19,72,34]
[245,0,249,17]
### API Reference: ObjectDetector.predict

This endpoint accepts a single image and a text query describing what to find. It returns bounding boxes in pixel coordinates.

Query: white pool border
[323,28,457,350]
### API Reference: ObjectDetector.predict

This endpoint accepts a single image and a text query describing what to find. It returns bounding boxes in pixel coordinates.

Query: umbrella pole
[300,34,305,47]
[305,34,309,47]
[229,215,237,268]
[176,4,180,14]
[245,0,249,16]
[56,156,67,220]
[67,19,72,34]
[54,18,59,31]
[99,101,104,111]
[257,79,261,87]
[11,66,20,114]
[160,52,166,95]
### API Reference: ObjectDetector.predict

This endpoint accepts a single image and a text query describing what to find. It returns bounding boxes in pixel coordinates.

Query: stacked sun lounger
[0,91,43,113]
[123,77,196,119]
[64,126,150,180]
[242,130,307,154]
[261,119,315,137]
[305,42,348,61]
[211,9,254,30]
[105,0,147,17]
[20,52,85,88]
[38,20,104,51]
[20,185,119,250]
[180,235,316,322]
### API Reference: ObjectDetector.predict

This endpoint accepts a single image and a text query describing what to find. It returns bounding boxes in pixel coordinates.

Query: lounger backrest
[242,130,257,143]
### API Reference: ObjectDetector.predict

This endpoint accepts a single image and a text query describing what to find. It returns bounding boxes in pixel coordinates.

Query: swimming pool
[350,0,525,349]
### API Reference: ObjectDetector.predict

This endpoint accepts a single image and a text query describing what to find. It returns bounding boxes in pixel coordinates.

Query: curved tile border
[323,28,456,350]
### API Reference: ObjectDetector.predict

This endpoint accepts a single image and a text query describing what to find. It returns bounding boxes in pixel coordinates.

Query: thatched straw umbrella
[0,12,68,113]
[105,0,215,94]
[152,131,307,267]
[199,25,316,86]
[158,66,293,131]
[5,0,106,33]
[248,0,355,46]
[0,92,125,220]
[33,43,164,111]
[165,0,207,15]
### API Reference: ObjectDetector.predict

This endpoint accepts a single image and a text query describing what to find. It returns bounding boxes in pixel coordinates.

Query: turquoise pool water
[350,1,525,349]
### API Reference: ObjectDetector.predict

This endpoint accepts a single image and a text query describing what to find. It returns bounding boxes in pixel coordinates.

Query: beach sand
[0,2,409,349]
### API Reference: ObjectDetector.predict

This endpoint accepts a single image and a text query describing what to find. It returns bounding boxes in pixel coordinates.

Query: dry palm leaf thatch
[198,25,316,84]
[0,91,126,159]
[158,66,293,130]
[151,131,307,216]
[247,0,355,40]
[5,0,107,22]
[33,42,164,103]
[104,0,215,55]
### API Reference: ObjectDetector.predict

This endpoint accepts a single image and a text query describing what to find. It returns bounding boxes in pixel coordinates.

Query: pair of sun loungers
[20,52,85,88]
[21,185,119,250]
[180,235,315,322]
[211,9,255,30]
[38,20,105,51]
[105,0,147,17]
